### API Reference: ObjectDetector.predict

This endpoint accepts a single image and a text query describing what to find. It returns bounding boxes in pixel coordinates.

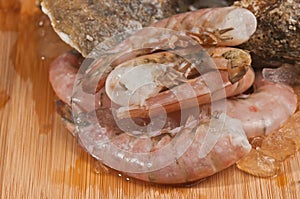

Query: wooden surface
[0,1,299,198]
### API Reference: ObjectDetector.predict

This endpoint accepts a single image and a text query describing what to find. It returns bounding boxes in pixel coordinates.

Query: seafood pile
[42,1,299,185]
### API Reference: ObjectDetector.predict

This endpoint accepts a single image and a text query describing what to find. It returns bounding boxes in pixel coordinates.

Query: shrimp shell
[49,52,79,105]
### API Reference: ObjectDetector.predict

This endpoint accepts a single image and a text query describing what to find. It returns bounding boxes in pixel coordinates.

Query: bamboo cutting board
[0,1,299,198]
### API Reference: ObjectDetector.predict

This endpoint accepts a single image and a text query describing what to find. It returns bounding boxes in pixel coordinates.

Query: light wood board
[0,1,299,198]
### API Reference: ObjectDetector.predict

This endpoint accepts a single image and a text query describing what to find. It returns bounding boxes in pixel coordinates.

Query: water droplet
[93,161,110,174]
[41,55,46,60]
[93,167,101,174]
[38,20,44,27]
[249,136,264,149]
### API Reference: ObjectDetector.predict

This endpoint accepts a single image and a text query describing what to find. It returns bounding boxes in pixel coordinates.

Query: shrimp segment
[120,115,251,184]
[49,52,79,106]
[225,75,297,138]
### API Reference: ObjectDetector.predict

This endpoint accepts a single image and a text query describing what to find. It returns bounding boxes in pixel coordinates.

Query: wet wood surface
[0,1,299,198]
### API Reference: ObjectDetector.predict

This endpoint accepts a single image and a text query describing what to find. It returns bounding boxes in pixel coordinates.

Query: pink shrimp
[88,107,251,185]
[109,47,255,119]
[79,6,256,96]
[151,6,257,46]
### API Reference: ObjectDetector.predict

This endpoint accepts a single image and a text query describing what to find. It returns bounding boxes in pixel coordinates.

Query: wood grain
[0,1,299,198]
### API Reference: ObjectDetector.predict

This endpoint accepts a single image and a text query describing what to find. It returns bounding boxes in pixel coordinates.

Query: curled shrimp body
[80,6,256,96]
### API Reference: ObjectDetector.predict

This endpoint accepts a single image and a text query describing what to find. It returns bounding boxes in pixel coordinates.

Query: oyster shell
[234,0,300,65]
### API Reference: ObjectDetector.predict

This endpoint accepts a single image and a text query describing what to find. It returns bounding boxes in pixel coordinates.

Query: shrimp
[151,6,257,46]
[85,107,251,185]
[106,47,255,119]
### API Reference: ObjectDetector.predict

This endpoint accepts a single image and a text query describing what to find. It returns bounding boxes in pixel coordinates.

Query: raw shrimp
[151,6,257,46]
[106,47,255,119]
[44,2,300,185]
[89,108,251,184]
[48,7,257,184]
[74,79,251,185]
[47,6,296,184]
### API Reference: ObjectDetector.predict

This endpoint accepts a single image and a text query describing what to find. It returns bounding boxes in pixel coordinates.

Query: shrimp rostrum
[48,7,297,185]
